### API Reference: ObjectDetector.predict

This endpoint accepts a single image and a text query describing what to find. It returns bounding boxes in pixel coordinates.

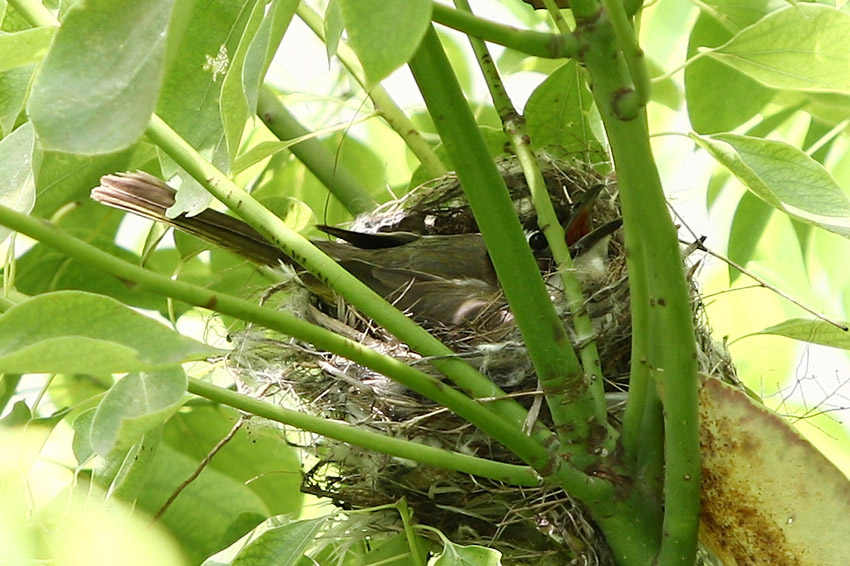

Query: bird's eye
[527,231,548,251]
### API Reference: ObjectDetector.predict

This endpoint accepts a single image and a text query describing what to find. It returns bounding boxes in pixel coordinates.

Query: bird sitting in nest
[91,172,620,333]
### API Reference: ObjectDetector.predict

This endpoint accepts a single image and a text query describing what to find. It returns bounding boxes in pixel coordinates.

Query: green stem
[454,0,610,447]
[296,4,447,179]
[619,241,652,471]
[600,0,650,115]
[8,0,56,27]
[573,2,701,564]
[431,2,577,59]
[409,28,607,470]
[144,114,540,433]
[396,499,426,566]
[257,85,378,215]
[187,379,536,485]
[541,0,573,35]
[0,200,553,477]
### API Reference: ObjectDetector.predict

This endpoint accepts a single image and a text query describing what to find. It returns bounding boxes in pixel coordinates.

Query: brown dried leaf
[699,375,850,566]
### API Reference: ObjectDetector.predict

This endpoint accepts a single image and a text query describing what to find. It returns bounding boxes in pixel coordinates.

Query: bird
[91,172,620,331]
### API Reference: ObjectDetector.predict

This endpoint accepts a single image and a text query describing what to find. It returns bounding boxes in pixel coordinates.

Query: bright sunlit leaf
[705,4,850,93]
[338,0,432,86]
[0,27,56,73]
[752,318,850,350]
[692,133,850,238]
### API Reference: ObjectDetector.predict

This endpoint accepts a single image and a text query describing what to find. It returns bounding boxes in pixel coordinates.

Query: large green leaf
[692,133,850,237]
[28,0,174,153]
[230,518,326,566]
[692,0,787,33]
[132,404,304,564]
[706,4,850,93]
[338,0,432,86]
[0,122,35,244]
[0,291,224,374]
[525,60,604,160]
[220,0,297,164]
[203,516,327,566]
[13,202,193,316]
[686,11,775,134]
[0,64,36,136]
[31,146,135,218]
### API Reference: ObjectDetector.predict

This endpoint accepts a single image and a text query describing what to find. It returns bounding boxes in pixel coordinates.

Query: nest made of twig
[227,155,735,565]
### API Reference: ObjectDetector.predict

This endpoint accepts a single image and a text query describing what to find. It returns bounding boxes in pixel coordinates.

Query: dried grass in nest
[228,156,735,565]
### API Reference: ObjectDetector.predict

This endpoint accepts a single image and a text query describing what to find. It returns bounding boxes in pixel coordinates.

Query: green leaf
[156,0,264,215]
[27,0,174,153]
[525,60,604,160]
[71,408,98,465]
[706,4,850,93]
[32,146,135,218]
[752,318,850,350]
[14,202,190,317]
[647,57,681,110]
[324,0,344,61]
[0,400,32,427]
[230,517,326,566]
[105,425,165,504]
[0,26,56,73]
[128,404,304,564]
[221,0,287,163]
[0,64,37,136]
[431,541,503,566]
[338,0,432,86]
[91,367,186,455]
[259,196,316,234]
[160,404,303,518]
[727,190,772,283]
[0,122,35,244]
[691,133,850,238]
[133,442,268,564]
[685,12,775,134]
[203,516,327,566]
[0,291,224,374]
[692,0,787,33]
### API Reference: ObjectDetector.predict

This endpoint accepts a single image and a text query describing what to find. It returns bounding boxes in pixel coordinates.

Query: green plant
[1,0,850,565]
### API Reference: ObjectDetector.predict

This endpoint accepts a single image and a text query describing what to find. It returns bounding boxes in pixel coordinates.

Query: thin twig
[669,204,848,332]
[151,417,245,523]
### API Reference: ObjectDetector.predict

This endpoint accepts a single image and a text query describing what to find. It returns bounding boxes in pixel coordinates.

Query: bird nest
[228,155,733,565]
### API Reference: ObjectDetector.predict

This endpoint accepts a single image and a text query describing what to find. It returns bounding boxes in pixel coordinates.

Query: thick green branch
[409,27,607,469]
[431,2,578,59]
[572,1,701,564]
[600,0,650,114]
[454,0,610,445]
